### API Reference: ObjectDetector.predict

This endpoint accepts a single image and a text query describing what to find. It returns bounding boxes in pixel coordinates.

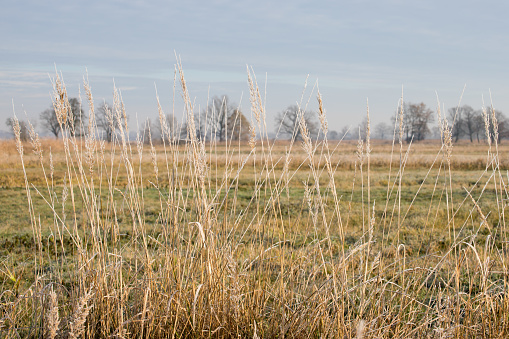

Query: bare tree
[227,109,251,141]
[374,122,392,140]
[40,97,85,138]
[67,98,86,136]
[203,95,235,142]
[180,112,206,142]
[399,102,434,142]
[275,105,318,141]
[486,108,509,143]
[96,102,116,142]
[327,130,339,140]
[474,110,485,142]
[142,118,157,145]
[357,116,369,140]
[156,113,178,142]
[6,117,29,141]
[447,107,463,142]
[40,108,60,138]
[340,126,352,140]
[457,105,482,143]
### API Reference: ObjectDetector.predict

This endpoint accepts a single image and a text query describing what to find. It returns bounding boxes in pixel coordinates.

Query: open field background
[1,139,506,245]
[1,70,509,338]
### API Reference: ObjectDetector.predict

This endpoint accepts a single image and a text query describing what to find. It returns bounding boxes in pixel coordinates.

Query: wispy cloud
[0,70,50,89]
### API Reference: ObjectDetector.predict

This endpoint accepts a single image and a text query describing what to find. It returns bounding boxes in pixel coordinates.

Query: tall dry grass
[1,61,509,338]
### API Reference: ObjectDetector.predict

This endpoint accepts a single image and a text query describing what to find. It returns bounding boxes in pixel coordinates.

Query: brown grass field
[1,66,509,338]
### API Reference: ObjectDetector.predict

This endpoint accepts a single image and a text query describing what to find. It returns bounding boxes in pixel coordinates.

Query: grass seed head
[46,289,60,339]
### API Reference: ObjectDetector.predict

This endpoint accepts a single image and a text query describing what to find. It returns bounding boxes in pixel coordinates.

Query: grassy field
[1,68,509,338]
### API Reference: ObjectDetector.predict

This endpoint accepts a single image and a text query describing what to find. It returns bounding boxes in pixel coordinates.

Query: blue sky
[1,0,508,134]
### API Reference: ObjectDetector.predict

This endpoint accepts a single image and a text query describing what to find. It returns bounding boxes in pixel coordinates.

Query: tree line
[272,102,433,142]
[391,103,508,143]
[6,97,507,144]
[5,95,253,143]
[279,102,508,143]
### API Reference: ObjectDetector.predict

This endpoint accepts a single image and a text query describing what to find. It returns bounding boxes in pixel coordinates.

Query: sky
[1,0,508,135]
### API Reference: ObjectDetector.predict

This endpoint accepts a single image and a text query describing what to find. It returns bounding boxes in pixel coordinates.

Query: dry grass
[1,64,509,338]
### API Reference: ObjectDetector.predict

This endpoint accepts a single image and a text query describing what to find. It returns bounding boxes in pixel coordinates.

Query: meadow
[1,65,509,338]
